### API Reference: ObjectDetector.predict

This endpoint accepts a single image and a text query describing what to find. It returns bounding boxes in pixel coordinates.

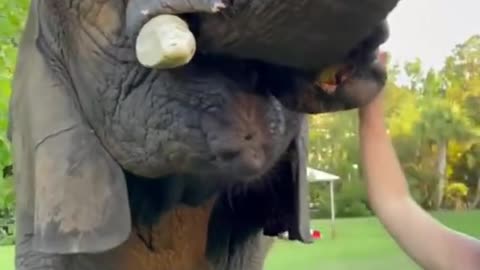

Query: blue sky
[381,0,480,70]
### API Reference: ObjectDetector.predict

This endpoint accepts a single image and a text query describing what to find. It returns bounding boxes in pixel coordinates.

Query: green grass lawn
[0,245,14,270]
[264,210,480,270]
[1,211,479,270]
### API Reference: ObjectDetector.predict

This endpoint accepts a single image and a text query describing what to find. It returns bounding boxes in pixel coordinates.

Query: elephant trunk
[126,0,398,72]
[195,0,399,70]
[126,0,393,114]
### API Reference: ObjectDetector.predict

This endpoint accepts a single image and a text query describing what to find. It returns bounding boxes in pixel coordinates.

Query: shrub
[310,180,372,219]
[335,180,372,218]
[444,182,469,210]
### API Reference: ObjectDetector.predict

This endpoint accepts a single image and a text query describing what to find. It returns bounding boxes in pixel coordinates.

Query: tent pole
[330,180,336,239]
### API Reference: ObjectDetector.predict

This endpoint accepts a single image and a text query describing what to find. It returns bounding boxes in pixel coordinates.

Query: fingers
[376,51,389,68]
[357,52,388,119]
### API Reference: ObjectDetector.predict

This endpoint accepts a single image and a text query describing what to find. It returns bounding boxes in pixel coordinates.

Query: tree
[0,0,29,226]
[442,35,480,208]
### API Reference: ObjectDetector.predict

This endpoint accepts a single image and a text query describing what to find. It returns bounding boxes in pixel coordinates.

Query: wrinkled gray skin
[9,1,390,270]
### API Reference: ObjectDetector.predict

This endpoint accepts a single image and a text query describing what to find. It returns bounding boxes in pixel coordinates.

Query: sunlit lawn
[0,245,14,270]
[265,210,480,270]
[1,211,479,270]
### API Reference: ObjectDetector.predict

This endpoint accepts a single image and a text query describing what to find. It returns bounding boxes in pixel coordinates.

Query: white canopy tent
[307,167,340,239]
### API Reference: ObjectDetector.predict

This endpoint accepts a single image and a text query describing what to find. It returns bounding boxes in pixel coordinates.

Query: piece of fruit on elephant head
[135,15,197,69]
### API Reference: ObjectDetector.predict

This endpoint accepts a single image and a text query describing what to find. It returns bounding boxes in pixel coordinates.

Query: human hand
[358,51,389,125]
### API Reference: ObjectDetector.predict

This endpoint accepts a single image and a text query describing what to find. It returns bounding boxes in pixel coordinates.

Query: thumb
[376,51,389,68]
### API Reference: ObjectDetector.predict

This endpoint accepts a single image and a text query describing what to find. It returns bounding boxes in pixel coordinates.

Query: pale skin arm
[358,52,480,270]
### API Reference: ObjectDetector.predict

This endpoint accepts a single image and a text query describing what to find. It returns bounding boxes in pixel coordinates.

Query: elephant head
[9,0,311,257]
[9,0,390,262]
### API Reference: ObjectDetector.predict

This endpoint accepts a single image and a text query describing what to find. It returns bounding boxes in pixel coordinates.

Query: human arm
[358,53,480,270]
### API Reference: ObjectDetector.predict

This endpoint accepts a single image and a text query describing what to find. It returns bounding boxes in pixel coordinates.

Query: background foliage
[0,0,479,246]
[309,35,480,217]
[0,0,28,244]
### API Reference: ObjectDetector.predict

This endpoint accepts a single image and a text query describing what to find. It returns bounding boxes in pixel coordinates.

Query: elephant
[8,1,392,270]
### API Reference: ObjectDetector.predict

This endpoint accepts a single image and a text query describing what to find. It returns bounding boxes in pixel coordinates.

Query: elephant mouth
[312,58,387,109]
[315,64,354,93]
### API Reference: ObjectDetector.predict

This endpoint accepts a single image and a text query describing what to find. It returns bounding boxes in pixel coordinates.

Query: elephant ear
[261,116,313,242]
[225,116,313,244]
[8,0,131,254]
